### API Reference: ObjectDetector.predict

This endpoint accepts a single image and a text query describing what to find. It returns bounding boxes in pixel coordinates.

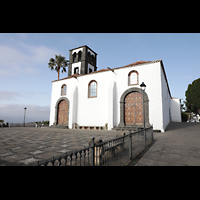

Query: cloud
[15,33,28,39]
[0,103,50,123]
[63,34,80,46]
[0,90,24,102]
[0,42,57,77]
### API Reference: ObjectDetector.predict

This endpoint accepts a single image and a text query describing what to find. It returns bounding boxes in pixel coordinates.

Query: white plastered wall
[50,61,175,132]
[171,98,181,122]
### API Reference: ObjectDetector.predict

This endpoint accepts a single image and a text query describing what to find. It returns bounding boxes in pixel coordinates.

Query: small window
[91,55,94,65]
[61,84,67,95]
[128,70,139,85]
[78,51,82,61]
[74,67,79,74]
[88,52,91,63]
[73,52,76,63]
[89,68,93,73]
[88,80,97,98]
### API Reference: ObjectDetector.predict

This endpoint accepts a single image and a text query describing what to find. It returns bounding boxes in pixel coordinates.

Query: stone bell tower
[68,45,97,76]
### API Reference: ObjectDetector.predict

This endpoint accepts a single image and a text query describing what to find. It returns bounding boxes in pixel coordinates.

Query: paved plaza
[2,123,200,166]
[0,127,123,166]
[134,122,200,166]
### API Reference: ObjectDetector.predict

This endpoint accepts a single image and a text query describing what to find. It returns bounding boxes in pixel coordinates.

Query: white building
[49,45,181,132]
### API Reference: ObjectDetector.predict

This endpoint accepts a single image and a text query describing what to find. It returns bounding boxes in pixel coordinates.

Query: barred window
[88,80,97,98]
[61,84,67,95]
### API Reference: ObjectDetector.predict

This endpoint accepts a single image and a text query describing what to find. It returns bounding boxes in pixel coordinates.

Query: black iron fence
[37,126,153,166]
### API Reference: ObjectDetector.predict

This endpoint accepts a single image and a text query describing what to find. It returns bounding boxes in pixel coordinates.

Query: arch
[117,87,150,129]
[128,70,139,85]
[61,84,67,95]
[88,80,97,98]
[54,97,70,127]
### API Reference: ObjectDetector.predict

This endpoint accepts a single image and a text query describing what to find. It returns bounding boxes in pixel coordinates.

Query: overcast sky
[1,33,200,123]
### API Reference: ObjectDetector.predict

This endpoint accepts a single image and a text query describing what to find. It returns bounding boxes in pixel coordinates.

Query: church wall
[49,83,56,126]
[76,71,114,127]
[100,62,164,131]
[133,62,163,131]
[50,61,169,131]
[160,63,171,131]
[171,98,181,122]
[49,77,78,128]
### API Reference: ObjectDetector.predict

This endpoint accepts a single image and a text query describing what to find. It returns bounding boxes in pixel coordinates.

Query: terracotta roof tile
[52,60,162,82]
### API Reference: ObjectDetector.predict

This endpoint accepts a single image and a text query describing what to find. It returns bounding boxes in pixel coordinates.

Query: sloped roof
[52,60,162,82]
[52,59,173,98]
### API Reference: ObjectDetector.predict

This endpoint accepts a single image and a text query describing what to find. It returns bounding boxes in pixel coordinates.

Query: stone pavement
[0,127,124,166]
[133,122,200,166]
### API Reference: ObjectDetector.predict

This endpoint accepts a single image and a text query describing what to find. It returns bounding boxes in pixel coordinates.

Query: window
[78,51,82,61]
[128,70,139,85]
[61,84,67,95]
[74,67,79,74]
[88,80,97,98]
[88,52,91,63]
[89,68,93,73]
[91,55,94,65]
[73,52,76,63]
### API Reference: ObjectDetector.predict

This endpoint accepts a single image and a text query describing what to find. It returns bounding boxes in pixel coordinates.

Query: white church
[49,45,181,132]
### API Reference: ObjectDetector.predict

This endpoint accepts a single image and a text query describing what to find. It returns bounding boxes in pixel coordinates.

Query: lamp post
[140,82,146,147]
[140,82,146,128]
[24,107,27,127]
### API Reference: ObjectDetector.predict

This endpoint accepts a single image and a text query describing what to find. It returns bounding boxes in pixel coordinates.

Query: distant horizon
[9,120,49,124]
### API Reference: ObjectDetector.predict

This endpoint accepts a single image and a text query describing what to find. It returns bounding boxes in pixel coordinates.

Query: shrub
[181,112,188,122]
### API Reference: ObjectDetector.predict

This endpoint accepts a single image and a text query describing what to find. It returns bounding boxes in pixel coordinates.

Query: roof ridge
[113,59,162,70]
[52,59,162,82]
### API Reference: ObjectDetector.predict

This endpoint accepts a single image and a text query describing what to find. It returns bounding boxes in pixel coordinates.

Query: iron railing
[37,126,153,166]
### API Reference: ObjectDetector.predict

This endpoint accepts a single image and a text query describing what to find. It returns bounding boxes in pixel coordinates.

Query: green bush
[181,112,188,122]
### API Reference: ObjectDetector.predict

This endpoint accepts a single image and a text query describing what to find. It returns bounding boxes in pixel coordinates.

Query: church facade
[49,45,181,132]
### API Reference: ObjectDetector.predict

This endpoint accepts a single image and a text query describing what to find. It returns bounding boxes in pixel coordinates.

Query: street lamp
[140,82,146,91]
[24,107,27,127]
[140,82,146,147]
[140,82,146,128]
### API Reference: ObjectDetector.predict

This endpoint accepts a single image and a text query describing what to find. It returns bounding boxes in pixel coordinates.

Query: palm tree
[48,54,69,80]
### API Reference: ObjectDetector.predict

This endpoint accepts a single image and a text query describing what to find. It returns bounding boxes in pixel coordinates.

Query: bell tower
[68,45,97,76]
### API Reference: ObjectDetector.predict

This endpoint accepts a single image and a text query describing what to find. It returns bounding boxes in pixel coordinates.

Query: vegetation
[35,121,49,125]
[43,121,49,125]
[180,101,188,122]
[185,78,200,115]
[48,54,69,80]
[181,111,188,122]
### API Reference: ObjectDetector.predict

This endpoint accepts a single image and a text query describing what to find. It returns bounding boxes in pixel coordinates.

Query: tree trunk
[57,66,60,80]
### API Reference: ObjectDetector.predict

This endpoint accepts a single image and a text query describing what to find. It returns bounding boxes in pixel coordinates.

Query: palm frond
[48,54,69,79]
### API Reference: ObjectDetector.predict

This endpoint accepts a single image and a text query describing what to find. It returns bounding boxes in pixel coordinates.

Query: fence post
[144,128,146,147]
[91,137,95,166]
[129,133,132,159]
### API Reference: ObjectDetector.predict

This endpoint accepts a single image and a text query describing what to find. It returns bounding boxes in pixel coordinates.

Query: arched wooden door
[57,100,68,125]
[124,92,143,125]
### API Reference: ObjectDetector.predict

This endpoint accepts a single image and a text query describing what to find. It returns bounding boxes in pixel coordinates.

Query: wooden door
[124,92,143,125]
[58,100,68,125]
